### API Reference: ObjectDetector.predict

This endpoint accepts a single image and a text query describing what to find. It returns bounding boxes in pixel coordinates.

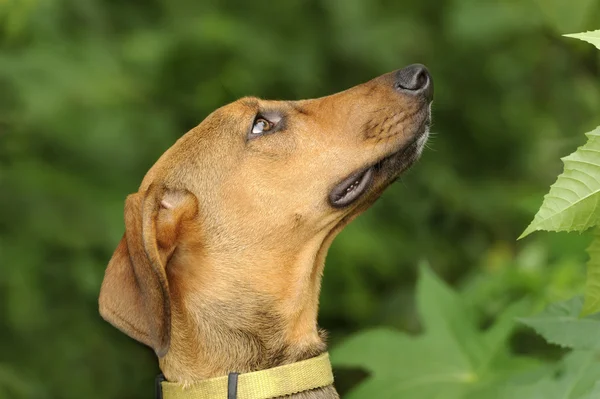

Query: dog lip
[329,166,375,208]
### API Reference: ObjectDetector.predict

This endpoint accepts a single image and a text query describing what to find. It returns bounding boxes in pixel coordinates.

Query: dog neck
[157,233,340,398]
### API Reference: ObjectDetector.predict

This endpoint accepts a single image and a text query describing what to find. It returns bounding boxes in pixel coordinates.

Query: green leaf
[583,228,600,316]
[520,127,600,238]
[564,30,600,50]
[496,351,600,399]
[331,267,535,399]
[329,328,417,377]
[520,297,600,350]
[416,265,487,369]
[579,381,600,399]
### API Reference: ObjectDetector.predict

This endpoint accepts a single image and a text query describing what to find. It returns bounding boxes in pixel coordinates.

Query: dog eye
[251,117,274,135]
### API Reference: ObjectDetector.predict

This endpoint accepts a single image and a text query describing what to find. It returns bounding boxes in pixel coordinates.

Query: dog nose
[394,64,433,102]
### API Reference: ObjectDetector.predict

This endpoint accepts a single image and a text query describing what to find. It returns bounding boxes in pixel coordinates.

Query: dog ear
[99,184,198,357]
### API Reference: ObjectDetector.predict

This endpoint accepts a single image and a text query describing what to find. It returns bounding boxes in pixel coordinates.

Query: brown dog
[99,64,433,398]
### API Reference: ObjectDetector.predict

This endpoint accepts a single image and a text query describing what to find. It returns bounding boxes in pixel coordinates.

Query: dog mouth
[329,166,376,208]
[329,127,429,208]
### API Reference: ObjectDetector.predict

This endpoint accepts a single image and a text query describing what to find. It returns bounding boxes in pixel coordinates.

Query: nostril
[415,70,428,90]
[395,65,428,91]
[394,64,433,101]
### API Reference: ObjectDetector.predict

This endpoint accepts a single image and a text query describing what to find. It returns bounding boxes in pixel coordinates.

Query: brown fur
[99,68,432,398]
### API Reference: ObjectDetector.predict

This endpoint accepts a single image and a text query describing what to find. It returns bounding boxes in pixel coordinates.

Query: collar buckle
[227,372,240,399]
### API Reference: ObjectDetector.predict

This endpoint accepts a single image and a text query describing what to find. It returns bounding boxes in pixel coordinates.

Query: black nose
[395,64,433,101]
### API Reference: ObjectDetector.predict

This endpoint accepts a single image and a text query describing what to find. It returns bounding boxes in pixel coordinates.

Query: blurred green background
[1,0,599,398]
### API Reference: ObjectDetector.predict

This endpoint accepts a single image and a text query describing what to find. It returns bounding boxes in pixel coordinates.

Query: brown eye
[251,118,274,135]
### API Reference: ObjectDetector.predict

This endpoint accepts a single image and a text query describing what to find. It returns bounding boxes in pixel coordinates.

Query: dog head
[99,65,432,373]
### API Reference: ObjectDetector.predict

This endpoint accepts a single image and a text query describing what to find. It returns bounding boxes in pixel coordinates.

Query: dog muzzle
[156,353,334,399]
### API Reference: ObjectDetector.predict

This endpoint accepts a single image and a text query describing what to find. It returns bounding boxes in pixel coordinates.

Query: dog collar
[156,352,334,399]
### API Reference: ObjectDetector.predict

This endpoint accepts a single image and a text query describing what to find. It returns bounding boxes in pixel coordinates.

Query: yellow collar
[158,353,334,399]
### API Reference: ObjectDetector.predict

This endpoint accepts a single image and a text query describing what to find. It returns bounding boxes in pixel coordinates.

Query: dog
[99,64,433,399]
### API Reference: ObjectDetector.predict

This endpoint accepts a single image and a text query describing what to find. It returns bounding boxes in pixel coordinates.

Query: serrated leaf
[582,228,600,316]
[520,297,600,350]
[520,127,600,238]
[564,30,600,50]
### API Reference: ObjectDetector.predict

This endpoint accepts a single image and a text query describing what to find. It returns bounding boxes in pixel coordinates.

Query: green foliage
[332,269,600,399]
[331,267,534,399]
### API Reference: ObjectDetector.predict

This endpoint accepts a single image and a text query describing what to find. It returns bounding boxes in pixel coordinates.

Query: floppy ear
[99,184,198,357]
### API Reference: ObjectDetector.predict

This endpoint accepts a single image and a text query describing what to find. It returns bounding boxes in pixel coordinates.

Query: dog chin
[411,126,430,161]
[385,123,430,174]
